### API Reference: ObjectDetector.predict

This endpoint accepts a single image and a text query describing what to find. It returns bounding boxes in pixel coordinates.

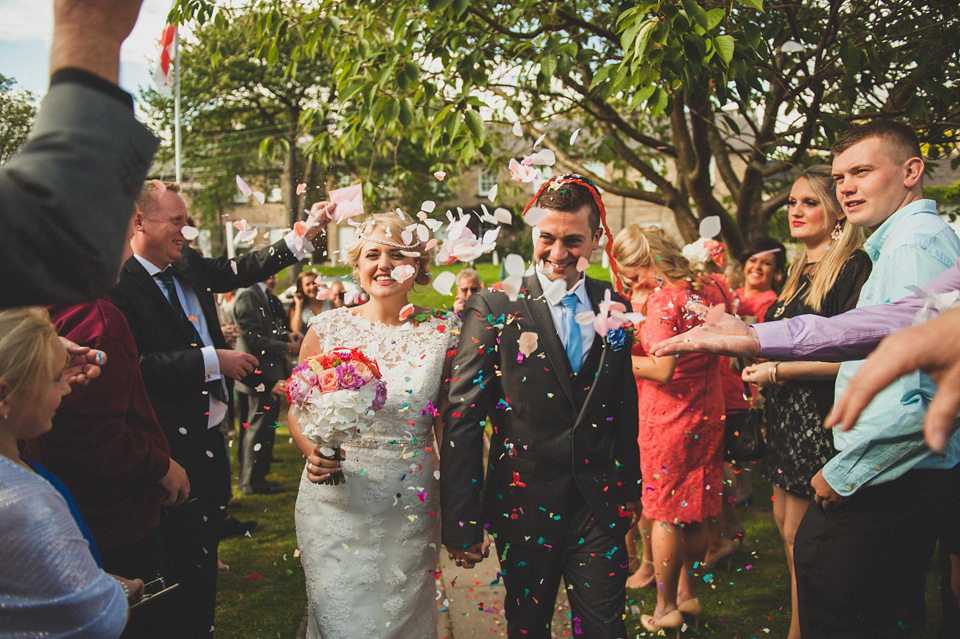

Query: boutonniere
[574,289,643,353]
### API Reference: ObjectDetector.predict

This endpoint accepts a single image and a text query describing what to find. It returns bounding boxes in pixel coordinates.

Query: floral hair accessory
[682,237,727,270]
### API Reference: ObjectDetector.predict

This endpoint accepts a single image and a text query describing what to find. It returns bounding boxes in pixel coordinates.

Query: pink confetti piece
[151,179,167,193]
[236,175,253,197]
[400,229,414,245]
[424,238,438,250]
[399,304,415,320]
[417,211,428,221]
[518,332,538,356]
[576,256,589,272]
[296,183,307,195]
[433,171,446,181]
[391,264,416,283]
[293,221,308,237]
[329,184,364,222]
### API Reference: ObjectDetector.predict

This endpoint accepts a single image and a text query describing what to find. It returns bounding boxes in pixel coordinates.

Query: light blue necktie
[560,293,582,374]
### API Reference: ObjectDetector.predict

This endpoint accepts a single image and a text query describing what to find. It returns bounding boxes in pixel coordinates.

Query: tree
[175,0,960,253]
[0,74,37,165]
[151,2,454,243]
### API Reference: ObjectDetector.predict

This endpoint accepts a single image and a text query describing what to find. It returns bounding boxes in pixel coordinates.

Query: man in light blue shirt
[794,121,960,638]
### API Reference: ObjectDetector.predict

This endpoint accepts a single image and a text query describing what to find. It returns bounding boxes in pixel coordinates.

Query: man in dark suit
[111,181,329,637]
[233,275,300,495]
[441,176,641,639]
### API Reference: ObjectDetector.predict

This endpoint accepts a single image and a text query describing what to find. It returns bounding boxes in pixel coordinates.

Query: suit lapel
[575,278,613,426]
[175,261,224,347]
[123,257,187,336]
[520,274,576,407]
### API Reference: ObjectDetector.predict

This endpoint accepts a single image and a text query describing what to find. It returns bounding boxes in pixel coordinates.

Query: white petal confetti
[432,271,457,296]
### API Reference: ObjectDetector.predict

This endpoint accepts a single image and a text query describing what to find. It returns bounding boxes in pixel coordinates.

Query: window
[477,168,497,197]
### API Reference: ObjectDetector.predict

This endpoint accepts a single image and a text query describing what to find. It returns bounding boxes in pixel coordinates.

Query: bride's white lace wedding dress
[296,306,460,638]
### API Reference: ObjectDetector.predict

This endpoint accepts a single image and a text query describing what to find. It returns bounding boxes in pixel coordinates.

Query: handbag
[723,360,766,463]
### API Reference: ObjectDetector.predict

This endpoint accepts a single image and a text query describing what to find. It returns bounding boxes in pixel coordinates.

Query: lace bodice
[308,306,459,446]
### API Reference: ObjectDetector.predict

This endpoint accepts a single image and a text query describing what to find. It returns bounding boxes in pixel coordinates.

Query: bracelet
[115,577,130,602]
[770,362,783,385]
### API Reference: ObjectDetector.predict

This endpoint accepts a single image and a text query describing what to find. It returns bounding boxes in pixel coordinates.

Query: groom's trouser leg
[561,516,628,638]
[497,540,564,639]
[497,507,628,639]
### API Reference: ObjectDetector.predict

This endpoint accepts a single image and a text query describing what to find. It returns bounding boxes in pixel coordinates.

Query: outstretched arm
[651,311,762,358]
[827,306,960,452]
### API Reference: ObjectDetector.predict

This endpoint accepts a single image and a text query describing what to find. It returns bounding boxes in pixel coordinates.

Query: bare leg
[651,519,683,619]
[626,515,656,588]
[678,521,708,605]
[777,488,809,639]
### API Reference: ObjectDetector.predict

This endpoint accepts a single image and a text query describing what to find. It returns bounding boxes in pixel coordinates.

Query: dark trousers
[496,506,628,639]
[159,428,230,639]
[794,467,949,639]
[238,392,278,493]
[100,527,168,639]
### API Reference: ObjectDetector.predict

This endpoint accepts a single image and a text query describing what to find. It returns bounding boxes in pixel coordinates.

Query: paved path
[436,543,573,638]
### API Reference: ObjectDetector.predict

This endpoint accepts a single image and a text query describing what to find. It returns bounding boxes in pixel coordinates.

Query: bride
[290,213,459,638]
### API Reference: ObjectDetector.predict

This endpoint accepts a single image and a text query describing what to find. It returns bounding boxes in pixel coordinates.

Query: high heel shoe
[626,558,657,589]
[678,597,702,630]
[702,538,737,572]
[640,610,684,637]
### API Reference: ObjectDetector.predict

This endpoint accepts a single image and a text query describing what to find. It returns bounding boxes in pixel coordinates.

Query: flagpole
[173,26,182,185]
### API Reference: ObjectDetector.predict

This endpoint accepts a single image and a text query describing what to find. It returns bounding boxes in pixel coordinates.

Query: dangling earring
[831,221,843,242]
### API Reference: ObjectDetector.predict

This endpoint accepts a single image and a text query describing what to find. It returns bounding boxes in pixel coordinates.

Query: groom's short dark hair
[535,180,601,233]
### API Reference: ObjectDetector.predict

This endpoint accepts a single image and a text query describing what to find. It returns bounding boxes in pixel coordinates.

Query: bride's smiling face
[355,230,419,300]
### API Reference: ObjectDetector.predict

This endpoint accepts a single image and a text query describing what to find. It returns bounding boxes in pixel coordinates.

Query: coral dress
[637,284,726,523]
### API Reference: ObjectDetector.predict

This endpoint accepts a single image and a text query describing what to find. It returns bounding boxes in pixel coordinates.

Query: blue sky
[0,0,179,104]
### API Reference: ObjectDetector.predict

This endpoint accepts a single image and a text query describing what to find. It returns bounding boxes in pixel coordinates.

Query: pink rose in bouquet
[287,347,387,485]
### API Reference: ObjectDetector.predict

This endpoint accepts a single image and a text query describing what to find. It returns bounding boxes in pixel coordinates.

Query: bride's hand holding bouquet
[287,346,387,485]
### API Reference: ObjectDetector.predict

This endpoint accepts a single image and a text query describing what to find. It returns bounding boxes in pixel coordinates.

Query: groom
[441,176,641,638]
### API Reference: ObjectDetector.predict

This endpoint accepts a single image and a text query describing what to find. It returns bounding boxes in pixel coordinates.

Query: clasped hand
[445,530,493,569]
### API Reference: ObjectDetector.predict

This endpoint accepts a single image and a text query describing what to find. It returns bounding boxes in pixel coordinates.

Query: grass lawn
[216,423,946,638]
[216,263,947,637]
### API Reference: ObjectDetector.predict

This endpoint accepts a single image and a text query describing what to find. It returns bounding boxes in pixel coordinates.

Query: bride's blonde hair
[346,213,433,287]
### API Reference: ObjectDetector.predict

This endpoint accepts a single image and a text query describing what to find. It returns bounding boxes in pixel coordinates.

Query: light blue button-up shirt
[824,199,960,495]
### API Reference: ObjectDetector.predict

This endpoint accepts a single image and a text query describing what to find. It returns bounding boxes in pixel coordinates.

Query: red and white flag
[152,23,177,97]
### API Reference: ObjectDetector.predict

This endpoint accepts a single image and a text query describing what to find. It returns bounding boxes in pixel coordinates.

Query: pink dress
[638,284,725,523]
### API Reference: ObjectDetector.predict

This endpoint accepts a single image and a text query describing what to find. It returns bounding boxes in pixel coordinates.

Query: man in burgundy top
[24,296,190,639]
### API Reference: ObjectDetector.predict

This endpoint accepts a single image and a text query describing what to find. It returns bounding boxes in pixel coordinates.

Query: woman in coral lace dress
[614,225,728,635]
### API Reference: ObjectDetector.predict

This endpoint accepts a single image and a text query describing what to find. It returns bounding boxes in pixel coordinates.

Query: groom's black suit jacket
[441,274,641,550]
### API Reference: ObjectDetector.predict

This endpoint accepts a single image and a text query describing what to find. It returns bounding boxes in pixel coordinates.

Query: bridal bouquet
[287,347,387,485]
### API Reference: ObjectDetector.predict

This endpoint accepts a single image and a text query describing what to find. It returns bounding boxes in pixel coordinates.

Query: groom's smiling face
[534,204,602,288]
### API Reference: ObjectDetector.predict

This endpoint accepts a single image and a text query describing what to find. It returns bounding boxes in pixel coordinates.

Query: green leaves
[464,110,484,141]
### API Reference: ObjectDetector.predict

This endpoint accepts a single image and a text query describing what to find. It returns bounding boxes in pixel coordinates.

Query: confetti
[421,200,437,213]
[487,184,498,202]
[181,226,199,241]
[524,206,548,226]
[512,121,523,136]
[570,128,581,145]
[235,174,253,197]
[329,183,364,222]
[433,171,446,181]
[699,215,721,239]
[391,264,416,283]
[296,182,307,195]
[399,304,415,320]
[233,219,258,244]
[432,271,457,296]
[518,332,539,356]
